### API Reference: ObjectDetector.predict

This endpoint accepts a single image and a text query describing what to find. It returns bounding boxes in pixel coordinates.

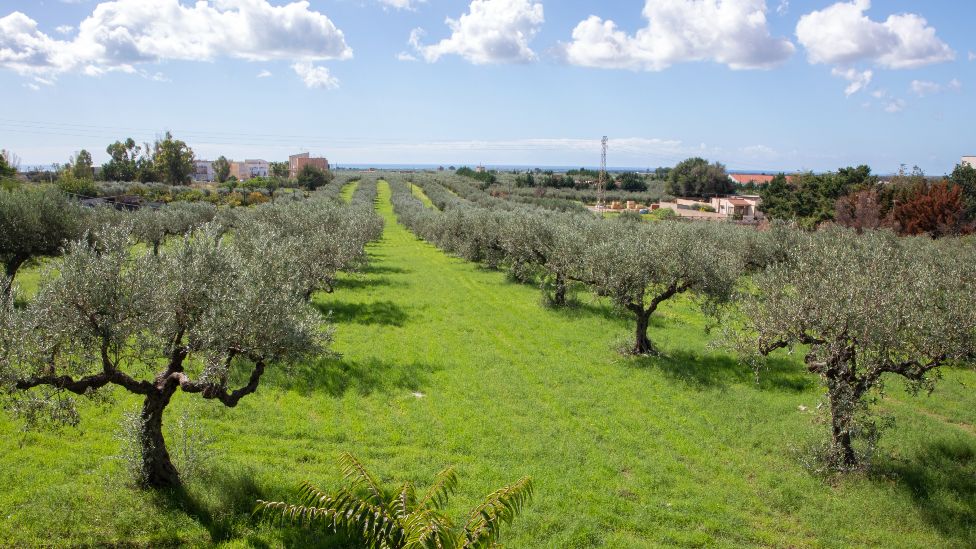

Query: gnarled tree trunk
[139,388,180,488]
[3,255,28,296]
[826,374,858,468]
[633,309,656,355]
[552,274,566,306]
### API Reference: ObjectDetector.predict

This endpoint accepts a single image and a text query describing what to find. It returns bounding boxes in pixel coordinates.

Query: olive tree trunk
[139,388,180,488]
[633,309,656,355]
[3,255,28,296]
[826,374,858,468]
[552,274,566,306]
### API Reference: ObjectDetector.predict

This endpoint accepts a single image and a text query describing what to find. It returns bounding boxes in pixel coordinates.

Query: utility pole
[598,136,608,209]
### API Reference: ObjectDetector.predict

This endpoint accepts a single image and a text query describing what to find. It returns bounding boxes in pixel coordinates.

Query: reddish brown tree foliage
[835,188,885,233]
[893,182,972,238]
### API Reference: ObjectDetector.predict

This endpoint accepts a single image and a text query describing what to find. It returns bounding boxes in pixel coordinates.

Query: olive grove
[0,185,384,488]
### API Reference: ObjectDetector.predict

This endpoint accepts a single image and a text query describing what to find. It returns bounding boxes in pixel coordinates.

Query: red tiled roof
[727,198,751,206]
[730,173,795,185]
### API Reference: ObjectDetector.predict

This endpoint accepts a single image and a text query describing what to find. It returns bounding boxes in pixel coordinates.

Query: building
[243,159,269,179]
[963,156,976,169]
[229,159,270,181]
[289,153,330,178]
[661,195,764,221]
[710,195,762,220]
[192,160,214,182]
[729,173,795,186]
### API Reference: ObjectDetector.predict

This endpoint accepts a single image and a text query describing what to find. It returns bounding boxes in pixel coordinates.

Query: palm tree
[255,452,533,548]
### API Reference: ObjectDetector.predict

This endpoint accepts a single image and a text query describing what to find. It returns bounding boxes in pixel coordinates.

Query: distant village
[190,152,329,181]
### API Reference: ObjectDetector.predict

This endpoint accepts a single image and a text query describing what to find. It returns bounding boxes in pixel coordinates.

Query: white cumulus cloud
[0,0,352,86]
[292,62,338,89]
[257,69,272,78]
[831,67,872,96]
[559,0,795,72]
[796,0,954,69]
[410,0,544,64]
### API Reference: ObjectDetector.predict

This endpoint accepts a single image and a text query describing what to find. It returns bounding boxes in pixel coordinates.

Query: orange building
[288,153,330,178]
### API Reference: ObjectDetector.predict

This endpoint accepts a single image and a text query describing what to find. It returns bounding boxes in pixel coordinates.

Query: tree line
[760,163,976,235]
[5,134,335,206]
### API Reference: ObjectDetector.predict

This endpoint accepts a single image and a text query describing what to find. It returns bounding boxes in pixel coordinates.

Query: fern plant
[255,452,533,548]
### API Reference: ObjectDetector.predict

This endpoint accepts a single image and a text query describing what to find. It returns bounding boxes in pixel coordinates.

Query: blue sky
[0,0,972,174]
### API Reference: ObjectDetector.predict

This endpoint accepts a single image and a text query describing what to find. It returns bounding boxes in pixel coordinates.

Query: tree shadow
[546,298,629,323]
[361,264,409,275]
[151,466,353,548]
[331,276,401,291]
[314,300,409,327]
[632,350,813,392]
[875,438,976,546]
[150,467,267,545]
[271,356,438,398]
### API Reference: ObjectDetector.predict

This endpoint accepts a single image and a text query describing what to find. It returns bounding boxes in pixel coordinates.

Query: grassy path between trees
[1,182,975,547]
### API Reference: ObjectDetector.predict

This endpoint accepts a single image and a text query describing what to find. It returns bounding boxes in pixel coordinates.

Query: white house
[192,160,214,182]
[244,159,269,179]
[963,156,976,169]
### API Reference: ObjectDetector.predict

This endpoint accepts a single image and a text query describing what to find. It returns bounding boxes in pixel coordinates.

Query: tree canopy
[583,220,745,354]
[0,186,83,293]
[152,132,194,185]
[666,158,732,198]
[101,139,141,182]
[212,156,231,184]
[734,227,976,468]
[296,164,333,190]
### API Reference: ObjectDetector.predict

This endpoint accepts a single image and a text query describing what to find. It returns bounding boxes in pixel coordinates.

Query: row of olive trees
[390,177,756,354]
[387,175,976,469]
[0,185,384,488]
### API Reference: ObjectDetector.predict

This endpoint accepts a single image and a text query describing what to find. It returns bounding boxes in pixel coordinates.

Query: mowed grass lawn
[1,182,975,547]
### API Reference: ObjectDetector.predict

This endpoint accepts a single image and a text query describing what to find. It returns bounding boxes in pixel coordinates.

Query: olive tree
[734,227,976,468]
[583,221,744,355]
[235,199,382,299]
[499,213,591,305]
[0,186,83,294]
[131,202,215,256]
[0,224,330,487]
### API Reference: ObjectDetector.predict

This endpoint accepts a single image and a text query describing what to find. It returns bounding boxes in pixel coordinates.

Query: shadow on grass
[331,276,402,291]
[314,300,409,327]
[152,468,352,548]
[150,468,266,546]
[361,264,410,275]
[545,298,627,323]
[632,350,813,393]
[271,356,438,398]
[877,438,976,547]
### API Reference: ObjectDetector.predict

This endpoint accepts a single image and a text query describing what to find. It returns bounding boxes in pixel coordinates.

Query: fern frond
[461,477,534,549]
[402,509,460,549]
[417,467,459,511]
[257,483,403,547]
[338,451,387,505]
[392,481,417,520]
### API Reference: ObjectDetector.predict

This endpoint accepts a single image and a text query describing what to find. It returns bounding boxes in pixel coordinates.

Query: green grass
[2,182,975,547]
[339,180,359,203]
[410,183,435,208]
